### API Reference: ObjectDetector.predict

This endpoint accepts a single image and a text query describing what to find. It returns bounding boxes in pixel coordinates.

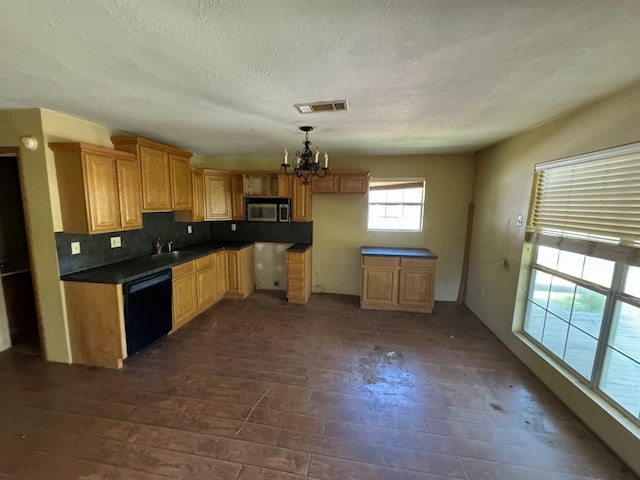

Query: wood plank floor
[0,291,637,480]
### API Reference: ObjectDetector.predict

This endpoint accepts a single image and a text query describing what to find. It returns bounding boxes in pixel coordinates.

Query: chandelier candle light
[281,126,330,185]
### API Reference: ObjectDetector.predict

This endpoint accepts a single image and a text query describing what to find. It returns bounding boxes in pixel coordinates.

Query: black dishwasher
[123,270,172,357]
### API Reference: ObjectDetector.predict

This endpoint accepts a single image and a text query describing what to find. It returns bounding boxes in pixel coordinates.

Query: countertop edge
[360,246,438,259]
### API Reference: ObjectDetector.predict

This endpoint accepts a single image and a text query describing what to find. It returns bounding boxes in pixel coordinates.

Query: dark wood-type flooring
[0,291,637,479]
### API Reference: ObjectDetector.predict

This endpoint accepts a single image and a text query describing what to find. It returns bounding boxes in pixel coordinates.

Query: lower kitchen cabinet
[286,247,312,304]
[225,245,255,299]
[63,281,126,369]
[360,249,436,313]
[172,261,197,329]
[214,251,228,301]
[195,254,215,309]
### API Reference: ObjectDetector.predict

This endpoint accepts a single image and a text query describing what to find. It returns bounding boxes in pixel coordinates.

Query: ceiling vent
[295,100,349,114]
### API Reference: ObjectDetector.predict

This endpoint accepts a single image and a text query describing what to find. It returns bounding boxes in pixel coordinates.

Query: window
[367,179,425,231]
[521,142,640,423]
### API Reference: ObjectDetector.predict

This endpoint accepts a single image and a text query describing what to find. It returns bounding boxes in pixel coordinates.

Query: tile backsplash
[56,213,313,275]
[56,212,210,275]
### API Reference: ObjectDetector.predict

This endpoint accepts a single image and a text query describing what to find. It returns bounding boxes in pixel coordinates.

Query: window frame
[519,141,640,425]
[366,177,426,233]
[522,244,640,424]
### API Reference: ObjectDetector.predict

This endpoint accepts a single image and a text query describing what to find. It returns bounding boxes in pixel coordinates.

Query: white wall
[254,242,291,291]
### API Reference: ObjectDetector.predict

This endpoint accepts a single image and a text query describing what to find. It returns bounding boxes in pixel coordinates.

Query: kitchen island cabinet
[361,247,437,313]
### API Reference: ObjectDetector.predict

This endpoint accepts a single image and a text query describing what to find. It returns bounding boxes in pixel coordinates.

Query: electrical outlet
[187,225,192,234]
[516,215,524,227]
[71,241,81,255]
[110,236,122,248]
[231,223,237,232]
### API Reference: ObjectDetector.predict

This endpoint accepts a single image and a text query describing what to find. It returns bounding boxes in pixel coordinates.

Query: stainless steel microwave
[246,198,291,222]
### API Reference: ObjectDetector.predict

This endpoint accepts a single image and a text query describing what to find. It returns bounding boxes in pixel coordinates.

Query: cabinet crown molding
[49,142,137,159]
[111,135,192,158]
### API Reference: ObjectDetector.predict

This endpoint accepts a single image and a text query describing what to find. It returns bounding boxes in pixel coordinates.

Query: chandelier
[280,126,330,185]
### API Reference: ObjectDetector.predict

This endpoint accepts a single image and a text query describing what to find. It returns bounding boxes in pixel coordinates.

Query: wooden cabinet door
[172,273,197,328]
[196,264,215,309]
[139,145,171,210]
[398,268,434,308]
[170,154,192,210]
[204,173,232,220]
[230,173,245,220]
[362,267,398,306]
[291,179,312,222]
[311,176,338,193]
[226,250,240,296]
[214,251,228,300]
[340,175,369,194]
[191,169,205,221]
[83,152,120,233]
[115,156,143,230]
[277,174,292,197]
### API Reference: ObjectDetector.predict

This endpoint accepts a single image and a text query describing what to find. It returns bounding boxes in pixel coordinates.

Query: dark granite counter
[61,241,253,284]
[361,246,438,259]
[286,243,312,253]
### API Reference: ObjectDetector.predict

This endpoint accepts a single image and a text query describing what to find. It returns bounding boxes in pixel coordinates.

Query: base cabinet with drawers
[287,246,312,304]
[360,248,437,313]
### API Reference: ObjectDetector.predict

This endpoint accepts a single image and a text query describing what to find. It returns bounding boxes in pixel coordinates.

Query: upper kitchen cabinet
[204,169,232,220]
[311,171,370,194]
[175,167,205,222]
[169,154,192,209]
[50,142,142,234]
[111,135,193,211]
[291,178,312,222]
[230,173,245,220]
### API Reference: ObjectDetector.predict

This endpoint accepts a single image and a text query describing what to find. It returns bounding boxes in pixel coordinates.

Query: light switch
[110,236,122,248]
[187,225,192,234]
[71,241,81,255]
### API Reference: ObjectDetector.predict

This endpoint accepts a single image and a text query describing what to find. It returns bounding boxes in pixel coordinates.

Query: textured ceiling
[2,1,640,156]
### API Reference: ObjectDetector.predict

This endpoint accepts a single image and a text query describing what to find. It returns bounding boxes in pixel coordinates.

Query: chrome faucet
[167,241,174,252]
[154,238,163,254]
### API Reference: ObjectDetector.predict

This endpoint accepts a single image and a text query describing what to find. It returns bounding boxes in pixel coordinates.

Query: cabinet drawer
[400,257,435,269]
[363,255,399,267]
[173,260,194,278]
[195,253,214,270]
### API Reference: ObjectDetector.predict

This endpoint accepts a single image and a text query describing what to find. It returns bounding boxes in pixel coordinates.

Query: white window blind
[528,143,640,247]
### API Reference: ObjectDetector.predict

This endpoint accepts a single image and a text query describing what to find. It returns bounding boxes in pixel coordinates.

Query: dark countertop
[61,241,254,284]
[287,243,312,253]
[361,246,438,259]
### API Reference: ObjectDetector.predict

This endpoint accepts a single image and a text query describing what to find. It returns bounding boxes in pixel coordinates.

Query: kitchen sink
[150,251,186,259]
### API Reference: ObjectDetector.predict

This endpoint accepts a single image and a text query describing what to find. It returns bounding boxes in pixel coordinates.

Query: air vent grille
[295,100,349,114]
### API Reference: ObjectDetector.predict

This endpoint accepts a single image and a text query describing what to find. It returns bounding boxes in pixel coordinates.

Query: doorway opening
[0,150,41,356]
